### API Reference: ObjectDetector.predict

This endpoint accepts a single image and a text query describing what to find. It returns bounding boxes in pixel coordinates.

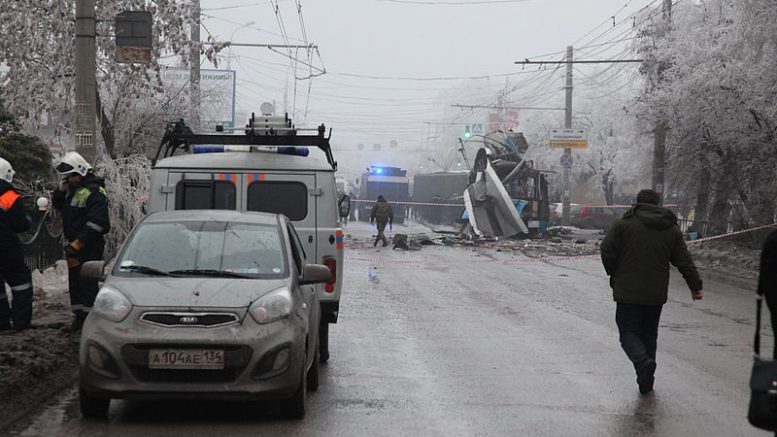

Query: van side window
[247,181,308,221]
[175,181,236,210]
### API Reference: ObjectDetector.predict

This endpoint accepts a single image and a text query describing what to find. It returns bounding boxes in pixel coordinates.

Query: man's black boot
[637,360,657,395]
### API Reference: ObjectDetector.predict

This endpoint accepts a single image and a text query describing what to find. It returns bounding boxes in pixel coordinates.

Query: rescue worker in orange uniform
[0,158,34,332]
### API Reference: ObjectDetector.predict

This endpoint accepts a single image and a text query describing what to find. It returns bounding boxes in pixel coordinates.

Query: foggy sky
[200,0,658,148]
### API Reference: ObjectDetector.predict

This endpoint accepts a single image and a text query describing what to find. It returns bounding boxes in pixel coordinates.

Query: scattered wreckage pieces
[392,233,444,251]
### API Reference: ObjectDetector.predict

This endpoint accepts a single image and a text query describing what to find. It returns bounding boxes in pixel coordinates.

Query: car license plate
[148,349,224,370]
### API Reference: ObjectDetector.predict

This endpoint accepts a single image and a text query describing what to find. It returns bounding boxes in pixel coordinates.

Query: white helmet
[55,151,92,177]
[0,158,14,183]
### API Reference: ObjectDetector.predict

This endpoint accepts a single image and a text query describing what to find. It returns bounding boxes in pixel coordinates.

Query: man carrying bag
[750,229,777,432]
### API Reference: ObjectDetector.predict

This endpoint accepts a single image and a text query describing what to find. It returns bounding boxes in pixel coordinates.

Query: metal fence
[21,209,63,271]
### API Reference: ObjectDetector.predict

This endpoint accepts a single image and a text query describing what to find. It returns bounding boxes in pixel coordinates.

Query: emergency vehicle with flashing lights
[148,113,349,363]
[357,166,410,224]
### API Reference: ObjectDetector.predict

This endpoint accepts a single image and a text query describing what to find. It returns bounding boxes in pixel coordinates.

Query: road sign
[549,128,588,148]
[115,11,152,64]
[560,153,573,168]
[471,123,483,134]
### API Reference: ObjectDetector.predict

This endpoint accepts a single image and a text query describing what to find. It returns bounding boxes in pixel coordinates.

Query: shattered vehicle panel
[463,162,529,238]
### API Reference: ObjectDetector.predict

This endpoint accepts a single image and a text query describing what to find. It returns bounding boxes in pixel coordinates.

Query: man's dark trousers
[615,303,662,375]
[68,239,104,321]
[0,255,33,329]
[374,221,388,247]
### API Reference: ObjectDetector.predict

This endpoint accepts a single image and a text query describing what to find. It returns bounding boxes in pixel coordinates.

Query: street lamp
[227,21,255,70]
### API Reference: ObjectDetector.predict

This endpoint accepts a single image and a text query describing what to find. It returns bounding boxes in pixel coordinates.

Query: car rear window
[175,180,236,210]
[247,181,308,221]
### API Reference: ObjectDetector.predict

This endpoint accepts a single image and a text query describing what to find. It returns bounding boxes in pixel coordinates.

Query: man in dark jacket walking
[0,158,33,332]
[52,152,110,331]
[370,195,394,247]
[600,189,703,394]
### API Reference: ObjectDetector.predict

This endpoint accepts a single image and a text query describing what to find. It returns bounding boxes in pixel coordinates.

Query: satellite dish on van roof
[260,102,275,116]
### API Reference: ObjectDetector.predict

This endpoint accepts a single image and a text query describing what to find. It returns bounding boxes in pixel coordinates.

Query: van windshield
[116,221,287,278]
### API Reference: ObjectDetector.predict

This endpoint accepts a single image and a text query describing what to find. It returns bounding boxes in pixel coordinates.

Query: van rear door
[243,172,317,260]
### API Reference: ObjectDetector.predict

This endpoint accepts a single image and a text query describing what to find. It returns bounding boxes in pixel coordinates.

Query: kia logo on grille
[179,316,199,324]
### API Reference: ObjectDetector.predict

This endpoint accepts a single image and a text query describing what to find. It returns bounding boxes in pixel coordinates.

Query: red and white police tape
[351,199,679,209]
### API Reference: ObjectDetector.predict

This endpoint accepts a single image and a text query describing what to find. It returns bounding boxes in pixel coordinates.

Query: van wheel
[582,218,595,229]
[319,321,330,364]
[80,388,109,419]
[307,342,320,391]
[281,369,307,419]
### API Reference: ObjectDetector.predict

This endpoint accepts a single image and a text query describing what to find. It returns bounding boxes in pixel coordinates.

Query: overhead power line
[376,0,535,4]
[515,59,645,65]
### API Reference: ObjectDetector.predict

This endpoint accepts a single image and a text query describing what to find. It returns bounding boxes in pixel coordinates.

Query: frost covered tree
[637,0,777,232]
[0,0,223,158]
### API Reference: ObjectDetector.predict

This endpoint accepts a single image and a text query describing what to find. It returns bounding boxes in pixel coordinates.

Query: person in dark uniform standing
[370,195,393,247]
[52,152,110,331]
[0,158,33,332]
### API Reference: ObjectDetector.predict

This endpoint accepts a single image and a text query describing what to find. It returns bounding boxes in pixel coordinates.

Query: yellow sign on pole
[549,128,588,148]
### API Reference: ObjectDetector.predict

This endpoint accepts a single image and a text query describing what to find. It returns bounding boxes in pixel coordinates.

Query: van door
[165,171,240,211]
[244,172,317,260]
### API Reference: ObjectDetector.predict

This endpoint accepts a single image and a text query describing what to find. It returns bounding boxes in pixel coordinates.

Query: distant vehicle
[549,203,575,226]
[412,171,469,223]
[78,210,331,419]
[357,166,410,224]
[571,205,620,229]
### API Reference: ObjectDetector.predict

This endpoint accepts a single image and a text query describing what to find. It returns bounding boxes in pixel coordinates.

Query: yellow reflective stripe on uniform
[69,187,92,208]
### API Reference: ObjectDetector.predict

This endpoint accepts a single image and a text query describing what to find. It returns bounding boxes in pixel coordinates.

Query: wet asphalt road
[13,220,771,436]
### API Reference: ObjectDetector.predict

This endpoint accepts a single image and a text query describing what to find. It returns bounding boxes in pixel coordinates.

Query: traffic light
[464,125,472,139]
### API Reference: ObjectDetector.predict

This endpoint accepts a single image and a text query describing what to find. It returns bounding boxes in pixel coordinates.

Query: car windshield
[115,221,287,278]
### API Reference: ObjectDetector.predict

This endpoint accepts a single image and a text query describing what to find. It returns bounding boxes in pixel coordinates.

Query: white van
[148,117,349,362]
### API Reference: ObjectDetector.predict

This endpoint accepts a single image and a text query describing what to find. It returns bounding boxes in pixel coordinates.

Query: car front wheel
[307,342,320,391]
[79,388,109,418]
[281,368,307,419]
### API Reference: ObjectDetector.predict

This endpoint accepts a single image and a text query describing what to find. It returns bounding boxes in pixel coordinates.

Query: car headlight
[93,286,133,323]
[249,287,292,324]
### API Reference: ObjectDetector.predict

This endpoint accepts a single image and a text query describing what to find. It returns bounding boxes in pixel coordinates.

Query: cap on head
[0,158,14,183]
[636,189,660,205]
[55,152,91,177]
[377,195,385,202]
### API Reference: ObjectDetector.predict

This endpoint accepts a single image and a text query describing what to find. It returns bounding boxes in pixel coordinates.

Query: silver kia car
[78,210,331,419]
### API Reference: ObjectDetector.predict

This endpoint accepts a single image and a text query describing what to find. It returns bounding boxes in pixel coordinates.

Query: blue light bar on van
[192,145,309,157]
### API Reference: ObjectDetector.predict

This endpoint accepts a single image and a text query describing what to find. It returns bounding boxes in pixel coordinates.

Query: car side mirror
[81,261,106,281]
[300,264,331,285]
[338,194,351,218]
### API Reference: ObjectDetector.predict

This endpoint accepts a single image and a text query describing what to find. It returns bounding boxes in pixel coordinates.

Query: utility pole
[562,45,573,226]
[652,0,672,203]
[190,0,201,130]
[74,0,96,162]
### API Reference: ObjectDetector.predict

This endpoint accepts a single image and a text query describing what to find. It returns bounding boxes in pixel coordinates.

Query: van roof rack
[154,117,337,170]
